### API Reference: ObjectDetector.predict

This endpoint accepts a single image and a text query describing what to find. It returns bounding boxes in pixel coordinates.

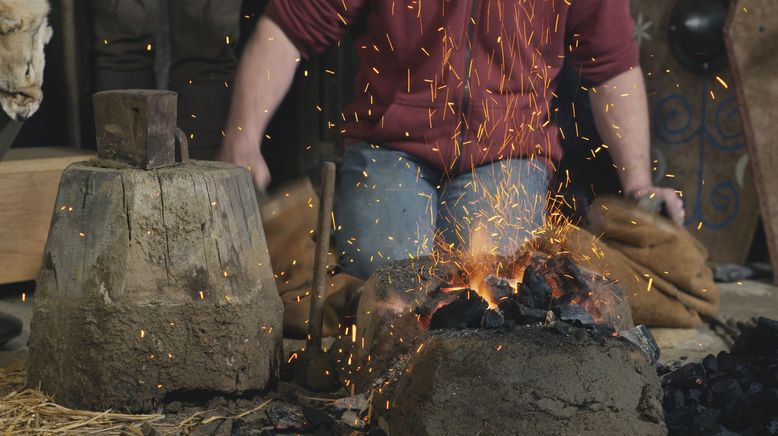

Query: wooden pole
[307,162,337,351]
[60,0,81,148]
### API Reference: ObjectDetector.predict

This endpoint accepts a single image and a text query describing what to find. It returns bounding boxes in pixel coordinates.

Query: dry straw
[0,363,271,435]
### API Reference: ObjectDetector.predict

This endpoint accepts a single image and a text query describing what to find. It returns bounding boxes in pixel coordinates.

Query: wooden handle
[307,162,337,351]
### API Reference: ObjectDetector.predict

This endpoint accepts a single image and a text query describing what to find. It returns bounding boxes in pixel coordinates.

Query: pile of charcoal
[662,317,778,435]
[423,256,659,365]
[426,256,599,330]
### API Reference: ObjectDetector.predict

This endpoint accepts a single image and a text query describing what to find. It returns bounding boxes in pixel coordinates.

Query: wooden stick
[307,162,337,351]
[60,0,81,149]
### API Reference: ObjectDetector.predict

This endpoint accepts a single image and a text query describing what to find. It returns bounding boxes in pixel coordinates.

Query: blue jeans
[334,143,550,279]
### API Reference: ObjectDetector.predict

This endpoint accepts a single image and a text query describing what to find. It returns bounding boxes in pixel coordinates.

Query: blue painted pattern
[653,79,745,229]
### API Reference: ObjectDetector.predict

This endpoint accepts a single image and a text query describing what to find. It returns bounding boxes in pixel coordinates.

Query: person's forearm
[589,67,652,196]
[224,15,299,147]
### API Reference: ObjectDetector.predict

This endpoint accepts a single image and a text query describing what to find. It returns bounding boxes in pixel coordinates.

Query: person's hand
[626,186,685,226]
[217,137,271,191]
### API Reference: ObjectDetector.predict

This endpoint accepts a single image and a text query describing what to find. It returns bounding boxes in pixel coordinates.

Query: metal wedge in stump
[292,162,339,390]
[27,90,283,412]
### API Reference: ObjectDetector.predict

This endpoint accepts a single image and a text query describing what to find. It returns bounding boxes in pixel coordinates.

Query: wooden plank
[725,0,778,283]
[630,0,760,263]
[0,147,94,284]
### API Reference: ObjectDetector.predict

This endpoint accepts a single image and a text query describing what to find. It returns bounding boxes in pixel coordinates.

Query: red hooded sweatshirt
[266,0,638,174]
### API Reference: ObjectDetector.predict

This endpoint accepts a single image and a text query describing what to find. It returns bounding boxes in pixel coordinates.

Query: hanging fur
[0,0,52,121]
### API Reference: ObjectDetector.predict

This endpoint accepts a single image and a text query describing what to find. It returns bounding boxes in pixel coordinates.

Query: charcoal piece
[302,407,335,429]
[549,321,575,337]
[517,266,552,310]
[705,425,743,436]
[266,402,310,433]
[543,255,591,304]
[703,354,719,375]
[686,388,706,405]
[762,421,778,436]
[746,382,765,397]
[428,291,488,330]
[691,407,722,435]
[721,397,749,432]
[666,405,704,434]
[751,388,778,414]
[555,304,595,328]
[664,363,707,389]
[711,378,744,409]
[480,275,515,303]
[499,299,548,325]
[619,325,660,366]
[663,388,686,413]
[593,323,617,339]
[732,317,778,357]
[481,308,505,329]
[717,352,750,379]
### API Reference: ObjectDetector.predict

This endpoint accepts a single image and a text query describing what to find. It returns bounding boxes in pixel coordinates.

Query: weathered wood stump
[27,91,283,412]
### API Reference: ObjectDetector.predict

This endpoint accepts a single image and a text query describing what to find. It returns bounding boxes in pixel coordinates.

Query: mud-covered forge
[327,254,668,435]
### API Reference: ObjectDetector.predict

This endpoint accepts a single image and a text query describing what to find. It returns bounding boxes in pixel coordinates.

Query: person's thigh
[90,0,158,89]
[438,159,549,256]
[168,0,241,87]
[334,144,439,279]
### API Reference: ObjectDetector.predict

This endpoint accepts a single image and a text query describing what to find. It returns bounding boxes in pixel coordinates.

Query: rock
[302,407,335,429]
[373,326,666,435]
[340,411,366,429]
[26,161,283,412]
[190,420,223,436]
[619,325,661,366]
[266,402,310,433]
[555,304,595,327]
[333,394,368,411]
[164,401,182,414]
[140,423,159,436]
[213,418,233,436]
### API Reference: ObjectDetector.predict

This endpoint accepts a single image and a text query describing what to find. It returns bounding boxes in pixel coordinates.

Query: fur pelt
[0,0,51,121]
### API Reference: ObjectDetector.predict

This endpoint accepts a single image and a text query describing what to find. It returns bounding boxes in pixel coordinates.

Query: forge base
[373,326,666,436]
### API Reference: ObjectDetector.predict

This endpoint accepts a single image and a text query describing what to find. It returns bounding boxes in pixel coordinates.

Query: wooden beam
[0,147,94,284]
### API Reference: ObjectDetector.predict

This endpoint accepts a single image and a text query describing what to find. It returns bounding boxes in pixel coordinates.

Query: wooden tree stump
[27,160,283,411]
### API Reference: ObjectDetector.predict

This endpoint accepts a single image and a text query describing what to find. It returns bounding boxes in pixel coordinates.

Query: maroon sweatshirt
[267,0,638,174]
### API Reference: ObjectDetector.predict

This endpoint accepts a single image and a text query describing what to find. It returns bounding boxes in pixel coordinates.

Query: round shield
[667,0,729,75]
